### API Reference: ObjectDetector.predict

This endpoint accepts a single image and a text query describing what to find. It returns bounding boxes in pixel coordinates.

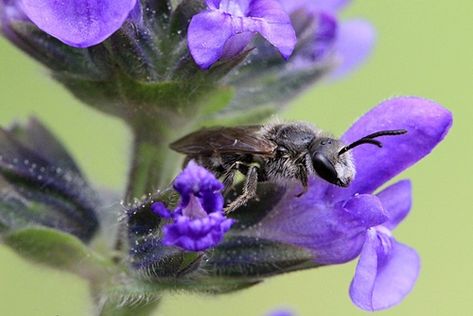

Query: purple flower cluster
[151,160,234,252]
[245,97,451,310]
[187,0,375,72]
[1,0,373,75]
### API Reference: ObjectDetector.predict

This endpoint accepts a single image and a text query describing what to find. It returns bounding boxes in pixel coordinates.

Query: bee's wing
[170,126,276,155]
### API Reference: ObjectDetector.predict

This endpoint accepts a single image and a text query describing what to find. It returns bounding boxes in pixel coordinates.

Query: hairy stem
[125,136,180,200]
[96,297,160,316]
[113,119,184,256]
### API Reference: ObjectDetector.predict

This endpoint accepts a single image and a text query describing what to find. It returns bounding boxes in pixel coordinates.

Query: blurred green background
[0,0,471,315]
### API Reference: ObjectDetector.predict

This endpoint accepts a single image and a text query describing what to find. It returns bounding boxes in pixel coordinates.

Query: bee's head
[309,129,408,187]
[309,137,354,187]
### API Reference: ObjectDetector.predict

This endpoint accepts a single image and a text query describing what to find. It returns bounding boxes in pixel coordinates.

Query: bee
[170,122,407,213]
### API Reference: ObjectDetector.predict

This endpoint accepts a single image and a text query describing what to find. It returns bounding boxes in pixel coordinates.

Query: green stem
[113,121,184,256]
[125,136,180,199]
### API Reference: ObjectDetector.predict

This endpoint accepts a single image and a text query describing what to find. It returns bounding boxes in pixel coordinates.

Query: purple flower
[245,97,452,310]
[7,0,138,47]
[281,0,375,78]
[152,160,234,252]
[266,309,295,316]
[187,0,297,69]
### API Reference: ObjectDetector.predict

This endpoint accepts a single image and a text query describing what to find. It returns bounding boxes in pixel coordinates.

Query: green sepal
[3,227,112,280]
[0,120,99,241]
[127,190,206,280]
[105,275,259,300]
[96,293,160,316]
[9,22,105,80]
[203,236,316,280]
[228,62,333,113]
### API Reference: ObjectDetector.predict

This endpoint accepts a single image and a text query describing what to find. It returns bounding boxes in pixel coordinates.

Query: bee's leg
[295,153,313,197]
[224,165,258,214]
[221,169,237,196]
[295,175,308,197]
[220,160,244,195]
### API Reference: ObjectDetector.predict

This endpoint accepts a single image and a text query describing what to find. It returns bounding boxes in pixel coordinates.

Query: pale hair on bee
[170,121,407,213]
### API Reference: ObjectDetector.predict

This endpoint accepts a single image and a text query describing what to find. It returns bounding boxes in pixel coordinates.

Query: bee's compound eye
[312,152,339,185]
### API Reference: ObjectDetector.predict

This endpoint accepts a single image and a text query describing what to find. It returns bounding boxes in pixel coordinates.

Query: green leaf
[3,227,112,280]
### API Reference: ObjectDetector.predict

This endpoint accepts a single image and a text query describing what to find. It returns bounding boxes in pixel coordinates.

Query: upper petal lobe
[19,0,137,47]
[326,97,452,200]
[247,0,296,58]
[188,11,233,69]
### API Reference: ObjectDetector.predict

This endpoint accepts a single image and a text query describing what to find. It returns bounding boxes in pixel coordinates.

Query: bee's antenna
[338,129,407,156]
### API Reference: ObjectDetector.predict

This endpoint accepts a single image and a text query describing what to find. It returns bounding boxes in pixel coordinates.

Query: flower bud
[0,118,99,242]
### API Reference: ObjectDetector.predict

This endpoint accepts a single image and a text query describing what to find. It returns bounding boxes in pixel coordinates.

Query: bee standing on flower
[171,122,407,212]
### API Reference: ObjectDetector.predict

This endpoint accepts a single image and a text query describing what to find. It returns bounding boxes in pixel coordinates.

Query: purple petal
[311,11,338,61]
[181,195,209,218]
[151,202,171,218]
[247,0,296,58]
[173,160,223,206]
[220,0,250,14]
[201,191,224,213]
[127,0,142,24]
[1,0,30,39]
[1,0,26,22]
[330,19,376,79]
[377,180,412,230]
[266,309,296,316]
[18,0,137,47]
[0,0,24,39]
[222,32,254,59]
[350,231,420,311]
[279,0,307,13]
[326,97,452,201]
[163,212,234,251]
[250,190,387,264]
[187,11,233,69]
[206,0,220,10]
[314,0,351,13]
